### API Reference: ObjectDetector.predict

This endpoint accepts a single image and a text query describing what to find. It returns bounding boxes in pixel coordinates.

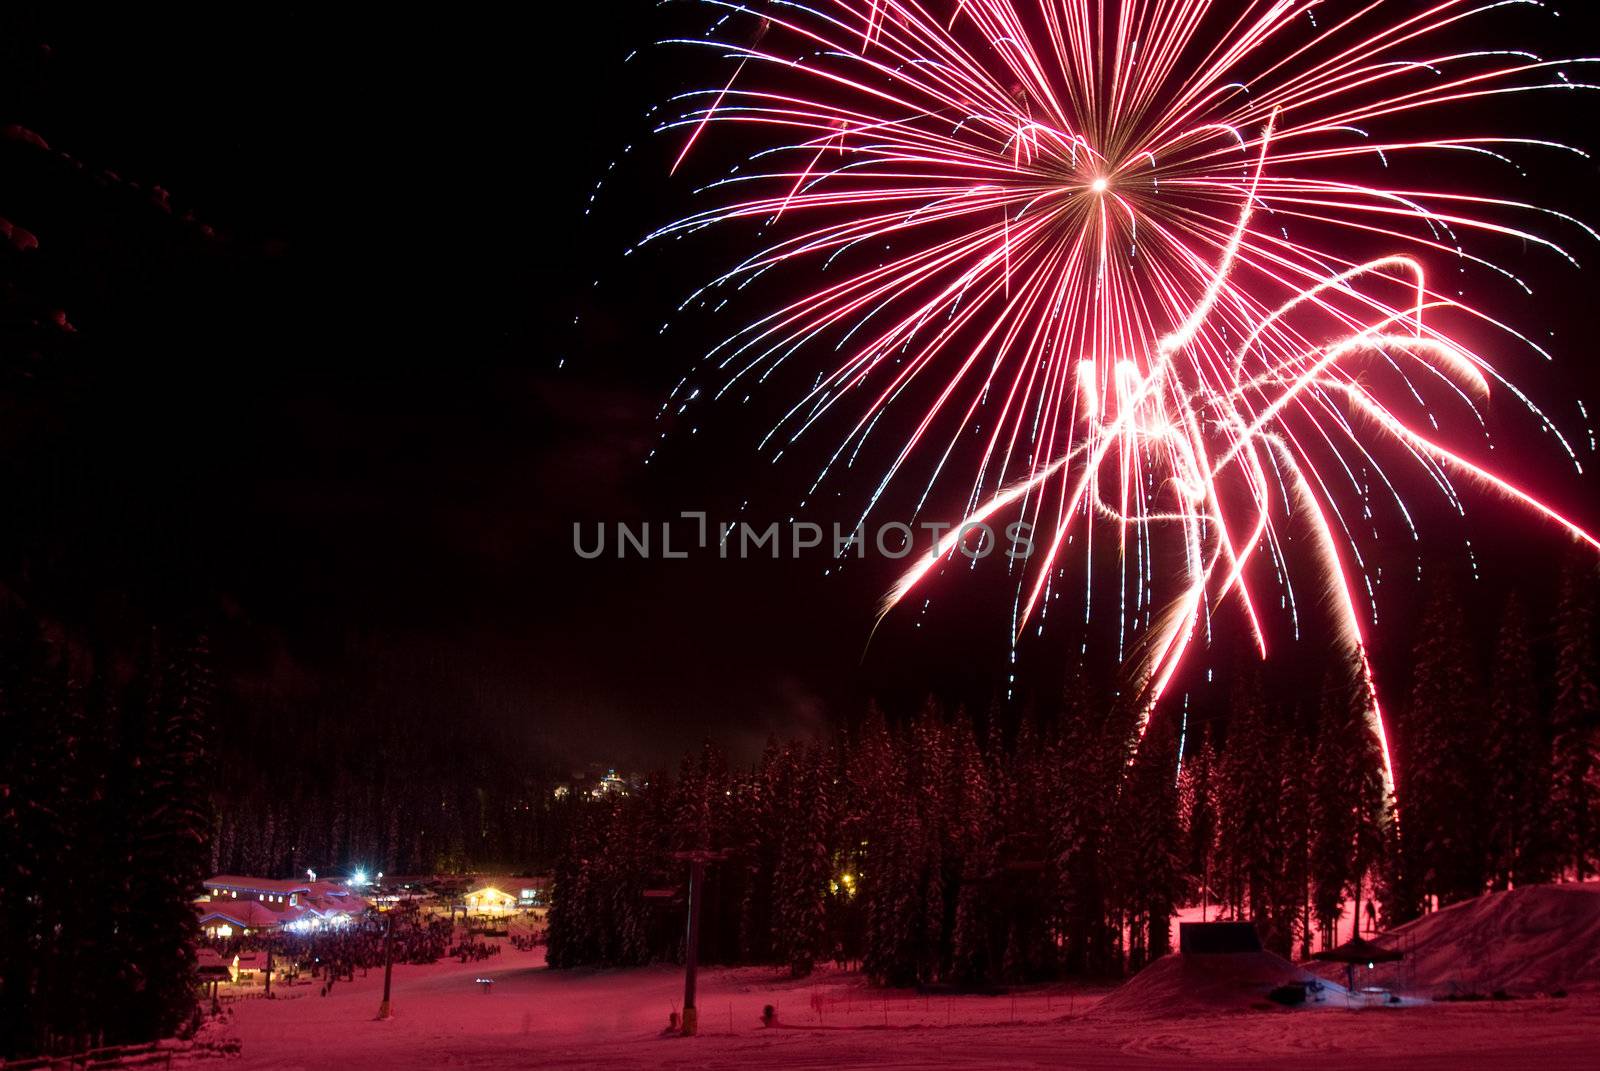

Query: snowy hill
[1310,882,1600,996]
[1091,951,1341,1018]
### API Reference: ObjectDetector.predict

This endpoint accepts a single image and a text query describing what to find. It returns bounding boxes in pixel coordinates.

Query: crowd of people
[207,911,492,987]
[448,937,502,963]
[509,931,545,952]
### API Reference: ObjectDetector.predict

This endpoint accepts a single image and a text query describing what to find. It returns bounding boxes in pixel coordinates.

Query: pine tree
[1305,669,1382,941]
[852,707,916,985]
[991,703,1058,983]
[1348,682,1390,936]
[773,744,832,977]
[908,699,952,983]
[0,614,74,1056]
[1398,577,1487,907]
[868,781,925,986]
[61,662,126,1052]
[1486,592,1552,887]
[117,632,213,1043]
[1309,672,1357,946]
[1122,710,1182,965]
[948,709,994,985]
[1177,730,1218,920]
[1216,664,1274,927]
[1050,678,1118,976]
[1273,727,1312,959]
[681,741,742,963]
[1550,552,1600,880]
[543,829,584,967]
[739,737,784,962]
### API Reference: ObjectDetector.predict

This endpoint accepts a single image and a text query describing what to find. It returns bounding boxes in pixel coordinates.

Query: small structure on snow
[1179,921,1262,955]
[1312,935,1403,1002]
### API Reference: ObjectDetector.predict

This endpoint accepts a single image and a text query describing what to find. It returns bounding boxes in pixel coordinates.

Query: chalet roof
[196,949,232,979]
[305,894,369,917]
[196,899,304,929]
[204,875,312,896]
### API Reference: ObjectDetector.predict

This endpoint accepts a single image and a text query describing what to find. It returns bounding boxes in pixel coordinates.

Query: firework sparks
[646,0,1600,791]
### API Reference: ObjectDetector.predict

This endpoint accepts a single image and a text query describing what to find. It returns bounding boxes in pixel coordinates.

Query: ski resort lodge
[196,875,370,938]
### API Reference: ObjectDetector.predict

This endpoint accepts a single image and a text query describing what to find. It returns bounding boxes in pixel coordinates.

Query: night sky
[2,4,1598,770]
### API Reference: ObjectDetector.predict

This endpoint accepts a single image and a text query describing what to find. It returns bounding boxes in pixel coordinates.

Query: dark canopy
[1311,936,1404,964]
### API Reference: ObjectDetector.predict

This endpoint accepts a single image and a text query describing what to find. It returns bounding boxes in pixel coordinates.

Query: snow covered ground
[210,943,1600,1069]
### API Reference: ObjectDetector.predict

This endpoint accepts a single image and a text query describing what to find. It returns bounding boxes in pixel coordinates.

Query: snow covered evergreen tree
[118,632,213,1043]
[1487,592,1553,887]
[1176,729,1218,921]
[739,737,784,962]
[0,613,73,1057]
[1272,727,1312,958]
[1120,710,1182,966]
[773,744,832,977]
[1398,577,1488,907]
[1551,553,1600,880]
[1309,672,1356,947]
[1050,680,1115,976]
[947,709,994,985]
[1216,664,1274,925]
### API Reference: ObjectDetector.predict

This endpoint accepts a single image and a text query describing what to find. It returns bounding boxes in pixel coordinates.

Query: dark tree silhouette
[1487,592,1554,887]
[1551,552,1600,880]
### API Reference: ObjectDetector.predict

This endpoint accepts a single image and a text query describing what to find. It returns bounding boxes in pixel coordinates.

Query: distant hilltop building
[196,874,370,938]
[551,765,637,801]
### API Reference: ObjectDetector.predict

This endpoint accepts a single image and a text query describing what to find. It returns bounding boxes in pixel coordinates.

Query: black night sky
[2,3,1598,771]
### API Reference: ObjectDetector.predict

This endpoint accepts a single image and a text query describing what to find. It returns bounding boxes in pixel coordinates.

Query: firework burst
[643,0,1600,790]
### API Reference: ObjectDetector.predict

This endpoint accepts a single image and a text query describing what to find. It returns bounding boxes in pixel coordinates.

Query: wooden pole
[681,857,705,1036]
[377,913,395,1019]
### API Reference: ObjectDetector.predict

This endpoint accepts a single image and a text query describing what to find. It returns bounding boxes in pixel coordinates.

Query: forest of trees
[546,562,1600,985]
[206,714,570,881]
[3,562,1595,1058]
[0,611,213,1058]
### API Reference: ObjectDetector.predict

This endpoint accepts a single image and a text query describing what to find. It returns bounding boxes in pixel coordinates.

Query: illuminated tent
[1312,935,1403,994]
[1311,935,1403,967]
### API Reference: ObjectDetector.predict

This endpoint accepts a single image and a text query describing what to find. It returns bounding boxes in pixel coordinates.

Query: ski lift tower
[669,848,730,1036]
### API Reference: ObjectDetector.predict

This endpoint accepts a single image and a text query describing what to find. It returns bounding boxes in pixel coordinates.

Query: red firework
[648,0,1600,791]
